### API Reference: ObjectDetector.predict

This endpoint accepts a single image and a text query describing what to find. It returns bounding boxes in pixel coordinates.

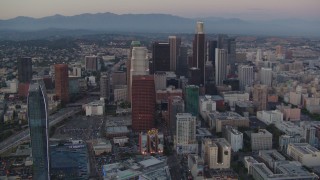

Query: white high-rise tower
[215,48,228,85]
[238,65,254,91]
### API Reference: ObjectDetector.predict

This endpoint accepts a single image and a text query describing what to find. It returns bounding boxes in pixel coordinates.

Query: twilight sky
[0,0,319,20]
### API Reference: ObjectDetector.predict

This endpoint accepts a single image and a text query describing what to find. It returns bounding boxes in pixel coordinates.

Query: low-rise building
[93,139,112,155]
[84,98,105,116]
[251,129,273,151]
[277,105,301,121]
[287,143,320,167]
[199,95,216,121]
[207,111,249,132]
[235,101,256,117]
[106,126,130,138]
[102,156,171,180]
[222,91,249,109]
[257,110,283,125]
[113,136,129,146]
[279,134,303,152]
[188,154,204,180]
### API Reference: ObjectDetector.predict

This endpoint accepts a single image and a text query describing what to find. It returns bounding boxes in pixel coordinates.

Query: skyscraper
[100,74,110,101]
[256,49,263,62]
[253,84,268,111]
[168,96,185,135]
[238,65,254,91]
[18,57,33,83]
[128,46,149,103]
[127,41,141,102]
[176,113,196,145]
[85,56,99,71]
[132,75,155,132]
[176,46,188,77]
[55,64,69,104]
[28,82,50,180]
[152,42,170,72]
[207,40,218,63]
[260,67,273,86]
[169,36,181,72]
[192,22,206,85]
[185,85,199,116]
[215,48,228,85]
[226,38,236,73]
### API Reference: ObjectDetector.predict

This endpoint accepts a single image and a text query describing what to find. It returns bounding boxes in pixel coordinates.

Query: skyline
[0,0,320,20]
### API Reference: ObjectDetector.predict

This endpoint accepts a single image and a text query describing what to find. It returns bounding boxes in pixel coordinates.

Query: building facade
[202,138,231,169]
[238,65,254,91]
[185,85,199,117]
[132,75,155,132]
[215,48,228,85]
[192,22,206,85]
[28,82,50,180]
[251,129,273,151]
[55,64,69,104]
[18,57,33,83]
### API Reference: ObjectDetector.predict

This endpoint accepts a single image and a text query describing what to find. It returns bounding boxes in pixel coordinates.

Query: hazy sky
[0,0,319,20]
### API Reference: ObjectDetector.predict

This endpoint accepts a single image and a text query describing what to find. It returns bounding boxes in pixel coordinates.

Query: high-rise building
[185,85,199,116]
[100,74,110,101]
[192,22,206,85]
[202,138,231,169]
[85,56,99,71]
[154,71,167,91]
[256,49,263,62]
[127,41,141,102]
[18,57,33,83]
[253,84,268,111]
[223,126,243,152]
[128,46,149,103]
[188,67,201,86]
[215,48,228,85]
[226,38,236,73]
[238,65,254,91]
[132,75,155,132]
[152,42,170,72]
[169,36,181,72]
[260,67,273,86]
[176,113,196,145]
[55,64,69,104]
[176,46,189,77]
[207,40,218,63]
[28,82,50,180]
[168,96,185,135]
[111,71,126,86]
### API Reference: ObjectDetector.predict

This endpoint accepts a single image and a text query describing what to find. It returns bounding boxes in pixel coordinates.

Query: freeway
[0,107,82,154]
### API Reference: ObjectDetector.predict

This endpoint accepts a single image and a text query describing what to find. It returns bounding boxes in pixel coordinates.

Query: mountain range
[0,12,319,39]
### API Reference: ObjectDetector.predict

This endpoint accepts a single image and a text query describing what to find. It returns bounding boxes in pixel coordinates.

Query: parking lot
[52,115,104,142]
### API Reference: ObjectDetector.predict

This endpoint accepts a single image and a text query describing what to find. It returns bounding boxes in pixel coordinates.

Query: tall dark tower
[152,42,170,73]
[28,82,50,180]
[55,64,69,104]
[177,46,189,77]
[132,75,155,132]
[169,36,181,72]
[192,22,206,85]
[18,57,32,83]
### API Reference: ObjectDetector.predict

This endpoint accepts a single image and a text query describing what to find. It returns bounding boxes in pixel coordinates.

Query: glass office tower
[28,82,50,180]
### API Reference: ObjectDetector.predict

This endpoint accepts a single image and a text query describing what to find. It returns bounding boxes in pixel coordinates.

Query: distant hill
[0,12,319,39]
